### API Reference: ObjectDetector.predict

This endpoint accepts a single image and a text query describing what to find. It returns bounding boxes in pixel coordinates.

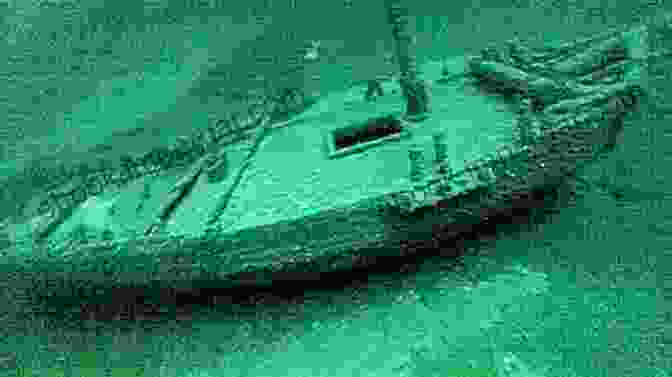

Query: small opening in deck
[332,115,402,151]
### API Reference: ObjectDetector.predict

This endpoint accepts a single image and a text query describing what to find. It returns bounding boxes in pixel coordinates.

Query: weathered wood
[543,82,633,115]
[207,117,271,226]
[4,20,650,295]
[533,27,625,65]
[468,58,566,105]
[506,38,535,68]
[205,148,229,183]
[385,0,431,120]
[553,36,627,76]
[33,205,77,241]
[143,155,210,236]
[577,60,627,84]
[10,84,310,225]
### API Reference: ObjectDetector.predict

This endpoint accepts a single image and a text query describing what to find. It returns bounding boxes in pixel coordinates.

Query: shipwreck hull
[0,22,650,294]
[3,104,632,294]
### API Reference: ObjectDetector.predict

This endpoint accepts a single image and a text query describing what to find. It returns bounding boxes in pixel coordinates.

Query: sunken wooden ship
[0,6,656,292]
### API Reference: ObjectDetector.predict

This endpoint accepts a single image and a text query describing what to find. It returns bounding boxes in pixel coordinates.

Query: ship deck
[17,56,521,246]
[168,58,519,236]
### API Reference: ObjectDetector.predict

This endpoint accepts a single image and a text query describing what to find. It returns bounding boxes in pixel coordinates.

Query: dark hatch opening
[333,115,402,151]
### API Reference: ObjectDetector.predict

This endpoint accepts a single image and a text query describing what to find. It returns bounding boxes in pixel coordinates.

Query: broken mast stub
[385,0,431,121]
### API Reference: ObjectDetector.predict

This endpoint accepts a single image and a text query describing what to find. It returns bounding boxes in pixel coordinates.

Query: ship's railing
[378,141,527,215]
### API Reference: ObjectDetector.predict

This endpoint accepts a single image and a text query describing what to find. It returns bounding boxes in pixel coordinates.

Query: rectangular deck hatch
[327,114,404,158]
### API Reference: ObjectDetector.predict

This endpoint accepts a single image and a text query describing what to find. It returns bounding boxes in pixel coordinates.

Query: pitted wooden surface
[213,57,518,234]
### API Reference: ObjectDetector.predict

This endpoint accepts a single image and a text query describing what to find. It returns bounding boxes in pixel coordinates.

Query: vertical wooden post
[408,144,427,187]
[384,0,431,121]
